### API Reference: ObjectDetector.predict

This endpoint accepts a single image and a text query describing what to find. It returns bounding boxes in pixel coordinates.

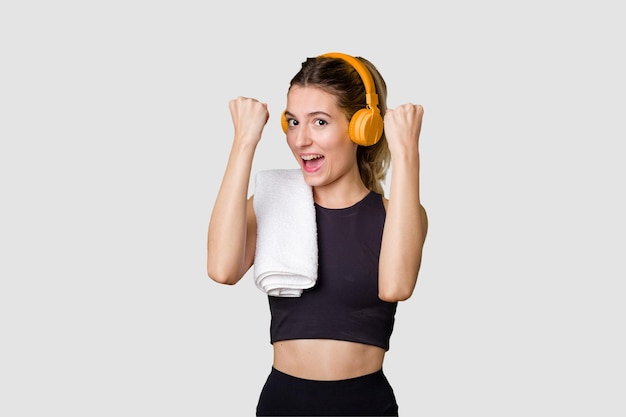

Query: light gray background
[1,1,624,416]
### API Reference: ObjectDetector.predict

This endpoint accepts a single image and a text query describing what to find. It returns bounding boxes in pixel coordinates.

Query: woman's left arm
[378,104,429,302]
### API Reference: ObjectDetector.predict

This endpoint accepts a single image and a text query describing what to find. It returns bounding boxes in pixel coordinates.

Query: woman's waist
[272,338,385,381]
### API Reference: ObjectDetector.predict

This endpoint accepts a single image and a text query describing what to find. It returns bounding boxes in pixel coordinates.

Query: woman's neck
[313,177,370,209]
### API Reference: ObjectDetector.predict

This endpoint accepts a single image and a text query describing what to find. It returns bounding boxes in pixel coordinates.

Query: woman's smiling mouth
[301,154,325,172]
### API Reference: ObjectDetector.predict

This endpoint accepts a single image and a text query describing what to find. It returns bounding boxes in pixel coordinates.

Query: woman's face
[284,85,359,189]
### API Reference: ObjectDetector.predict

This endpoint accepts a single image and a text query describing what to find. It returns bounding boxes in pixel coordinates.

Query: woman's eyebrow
[284,110,333,119]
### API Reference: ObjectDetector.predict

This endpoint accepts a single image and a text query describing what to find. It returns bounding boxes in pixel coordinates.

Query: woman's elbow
[378,265,421,302]
[378,283,415,302]
[206,262,241,285]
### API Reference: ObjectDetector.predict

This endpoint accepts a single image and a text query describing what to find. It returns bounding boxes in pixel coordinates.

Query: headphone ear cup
[349,109,384,146]
[280,111,289,134]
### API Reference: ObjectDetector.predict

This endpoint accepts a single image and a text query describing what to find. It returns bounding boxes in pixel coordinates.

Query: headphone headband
[319,52,378,105]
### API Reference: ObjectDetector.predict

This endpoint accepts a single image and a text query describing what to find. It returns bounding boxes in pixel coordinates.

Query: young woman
[207,52,428,416]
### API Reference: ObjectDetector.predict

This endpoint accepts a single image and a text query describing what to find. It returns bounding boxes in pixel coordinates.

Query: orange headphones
[280,52,384,147]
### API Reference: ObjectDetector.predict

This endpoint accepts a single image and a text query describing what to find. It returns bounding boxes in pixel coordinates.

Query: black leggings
[256,367,399,416]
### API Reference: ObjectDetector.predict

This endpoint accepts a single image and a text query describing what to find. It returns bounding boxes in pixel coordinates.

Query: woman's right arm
[207,97,269,285]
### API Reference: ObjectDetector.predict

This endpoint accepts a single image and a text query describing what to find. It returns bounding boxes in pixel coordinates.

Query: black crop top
[268,191,398,351]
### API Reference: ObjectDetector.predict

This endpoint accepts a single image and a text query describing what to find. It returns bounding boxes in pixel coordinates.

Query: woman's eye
[288,119,298,127]
[314,119,327,126]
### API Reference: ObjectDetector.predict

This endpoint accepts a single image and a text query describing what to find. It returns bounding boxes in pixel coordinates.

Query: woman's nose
[293,125,312,147]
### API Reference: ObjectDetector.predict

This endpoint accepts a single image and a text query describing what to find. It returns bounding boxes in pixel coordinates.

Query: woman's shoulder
[381,194,389,211]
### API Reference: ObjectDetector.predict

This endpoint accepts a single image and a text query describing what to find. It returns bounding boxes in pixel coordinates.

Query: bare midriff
[272,339,386,381]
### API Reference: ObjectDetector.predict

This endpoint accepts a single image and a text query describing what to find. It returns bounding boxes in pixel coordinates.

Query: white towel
[253,169,318,297]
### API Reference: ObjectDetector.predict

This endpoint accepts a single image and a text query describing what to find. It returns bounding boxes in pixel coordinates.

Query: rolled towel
[253,169,318,297]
